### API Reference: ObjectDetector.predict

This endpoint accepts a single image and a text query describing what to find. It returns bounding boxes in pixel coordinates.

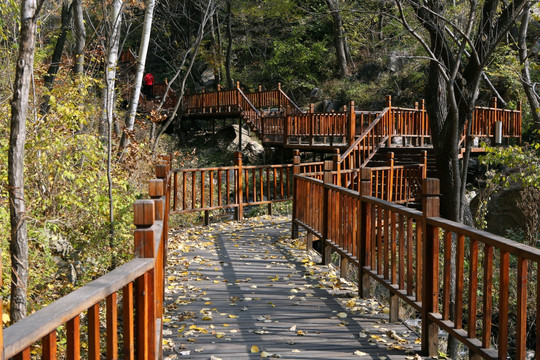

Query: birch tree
[100,0,124,264]
[9,0,44,323]
[119,0,155,152]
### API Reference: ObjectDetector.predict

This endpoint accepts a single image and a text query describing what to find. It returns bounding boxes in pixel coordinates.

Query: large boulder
[215,125,264,162]
[470,184,526,238]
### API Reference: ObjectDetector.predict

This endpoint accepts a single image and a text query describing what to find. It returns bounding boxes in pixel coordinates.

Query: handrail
[292,173,537,359]
[2,155,173,359]
[339,108,390,170]
[278,87,304,114]
[3,258,154,358]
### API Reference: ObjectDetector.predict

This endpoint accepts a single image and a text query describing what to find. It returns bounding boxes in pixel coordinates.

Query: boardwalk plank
[164,216,422,360]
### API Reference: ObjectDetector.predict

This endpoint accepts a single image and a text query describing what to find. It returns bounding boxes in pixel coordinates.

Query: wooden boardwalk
[163,216,422,359]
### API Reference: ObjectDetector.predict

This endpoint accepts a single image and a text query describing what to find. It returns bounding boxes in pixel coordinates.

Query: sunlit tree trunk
[100,0,123,266]
[325,0,351,77]
[119,0,155,152]
[518,7,540,132]
[72,0,86,74]
[9,0,42,324]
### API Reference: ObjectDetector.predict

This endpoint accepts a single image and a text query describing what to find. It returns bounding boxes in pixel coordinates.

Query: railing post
[292,150,301,239]
[277,82,282,112]
[517,101,522,145]
[420,99,426,146]
[386,152,394,202]
[386,95,392,147]
[358,168,372,298]
[309,103,315,113]
[491,97,497,143]
[421,178,440,357]
[133,199,156,360]
[321,160,333,265]
[421,150,428,179]
[258,84,262,109]
[348,101,356,145]
[333,149,340,187]
[234,152,243,221]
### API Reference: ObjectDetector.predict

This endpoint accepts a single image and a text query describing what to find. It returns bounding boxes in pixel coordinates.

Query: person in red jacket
[143,72,154,99]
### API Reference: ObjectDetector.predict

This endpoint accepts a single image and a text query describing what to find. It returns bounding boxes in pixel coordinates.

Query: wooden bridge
[1,86,536,359]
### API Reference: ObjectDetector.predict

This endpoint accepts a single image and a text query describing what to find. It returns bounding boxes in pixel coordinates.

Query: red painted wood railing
[171,152,295,222]
[292,170,538,359]
[1,155,172,360]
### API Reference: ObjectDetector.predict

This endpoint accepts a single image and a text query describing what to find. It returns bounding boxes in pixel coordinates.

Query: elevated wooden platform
[163,217,423,359]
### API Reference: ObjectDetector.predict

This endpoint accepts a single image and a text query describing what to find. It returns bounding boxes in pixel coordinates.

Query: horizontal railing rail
[292,171,537,359]
[2,155,173,360]
[171,152,297,222]
[339,107,392,169]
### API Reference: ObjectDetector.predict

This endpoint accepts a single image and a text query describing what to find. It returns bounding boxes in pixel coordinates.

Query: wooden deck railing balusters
[359,168,372,297]
[421,178,440,357]
[292,150,301,238]
[88,303,100,359]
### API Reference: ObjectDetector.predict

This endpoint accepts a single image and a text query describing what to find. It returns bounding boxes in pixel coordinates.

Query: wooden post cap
[134,200,155,227]
[293,149,300,157]
[149,179,164,198]
[236,81,241,89]
[387,152,394,159]
[361,168,372,180]
[422,178,440,196]
[156,164,167,179]
[324,160,333,171]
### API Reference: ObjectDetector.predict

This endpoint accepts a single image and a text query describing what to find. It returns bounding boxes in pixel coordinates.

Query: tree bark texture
[9,0,41,324]
[518,7,540,132]
[120,0,155,151]
[225,0,233,88]
[72,0,86,74]
[325,0,351,77]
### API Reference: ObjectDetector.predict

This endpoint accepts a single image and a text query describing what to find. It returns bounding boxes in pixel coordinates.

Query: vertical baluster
[42,331,57,360]
[67,316,81,360]
[516,257,528,359]
[482,244,493,348]
[209,171,214,208]
[191,172,196,209]
[123,283,135,360]
[201,171,206,209]
[107,293,118,359]
[398,214,405,290]
[442,231,452,320]
[455,234,465,329]
[406,217,413,296]
[182,172,187,210]
[377,207,383,274]
[498,250,510,358]
[218,170,222,207]
[88,303,100,360]
[467,239,479,338]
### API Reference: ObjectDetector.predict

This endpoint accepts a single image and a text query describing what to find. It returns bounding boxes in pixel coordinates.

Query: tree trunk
[119,0,155,151]
[72,0,86,74]
[101,0,123,266]
[325,0,350,77]
[41,0,72,113]
[225,0,233,88]
[152,0,214,152]
[9,0,41,324]
[518,8,540,132]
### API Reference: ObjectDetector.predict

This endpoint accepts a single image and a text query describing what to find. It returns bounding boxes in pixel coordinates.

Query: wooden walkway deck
[163,216,422,359]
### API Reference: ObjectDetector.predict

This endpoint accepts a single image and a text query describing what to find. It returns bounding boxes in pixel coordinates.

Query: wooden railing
[469,99,522,143]
[1,156,172,359]
[244,83,303,116]
[292,171,538,359]
[391,100,430,146]
[339,107,392,169]
[171,152,294,222]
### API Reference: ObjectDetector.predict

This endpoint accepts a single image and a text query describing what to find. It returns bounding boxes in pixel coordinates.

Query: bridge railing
[339,106,392,169]
[245,83,303,116]
[292,171,538,359]
[469,98,522,143]
[1,156,172,360]
[171,152,294,221]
